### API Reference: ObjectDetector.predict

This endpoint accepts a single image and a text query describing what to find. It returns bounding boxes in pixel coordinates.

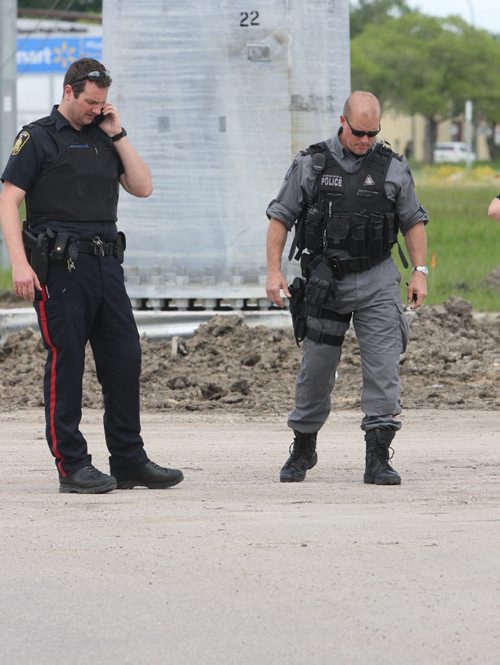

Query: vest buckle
[329,257,345,280]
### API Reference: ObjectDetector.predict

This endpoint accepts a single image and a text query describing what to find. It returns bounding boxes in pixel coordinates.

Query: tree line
[350,0,500,161]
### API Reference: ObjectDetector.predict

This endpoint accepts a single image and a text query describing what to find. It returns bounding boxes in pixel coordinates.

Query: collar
[329,129,377,161]
[50,105,72,131]
[50,105,96,135]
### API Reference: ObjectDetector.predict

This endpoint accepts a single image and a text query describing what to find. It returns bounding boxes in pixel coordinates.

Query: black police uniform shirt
[1,105,125,240]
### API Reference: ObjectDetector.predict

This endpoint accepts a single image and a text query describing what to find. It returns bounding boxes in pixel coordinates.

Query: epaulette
[378,140,403,161]
[25,116,56,129]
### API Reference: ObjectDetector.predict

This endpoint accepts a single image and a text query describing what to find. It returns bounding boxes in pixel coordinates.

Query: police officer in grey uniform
[266,91,429,485]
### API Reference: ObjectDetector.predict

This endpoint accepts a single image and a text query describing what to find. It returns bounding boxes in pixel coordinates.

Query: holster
[288,276,307,346]
[22,225,50,284]
[115,231,126,264]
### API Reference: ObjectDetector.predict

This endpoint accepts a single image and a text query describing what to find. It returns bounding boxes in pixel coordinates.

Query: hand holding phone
[93,102,122,137]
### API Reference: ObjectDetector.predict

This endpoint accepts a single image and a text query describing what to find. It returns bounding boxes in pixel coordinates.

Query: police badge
[11,130,30,156]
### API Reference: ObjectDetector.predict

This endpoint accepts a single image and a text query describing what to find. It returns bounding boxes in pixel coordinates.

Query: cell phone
[94,113,106,125]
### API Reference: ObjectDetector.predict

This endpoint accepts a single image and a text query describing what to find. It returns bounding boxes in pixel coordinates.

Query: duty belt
[329,252,390,279]
[22,226,126,282]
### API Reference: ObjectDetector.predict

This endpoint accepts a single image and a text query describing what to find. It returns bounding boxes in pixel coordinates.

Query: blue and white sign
[17,37,102,74]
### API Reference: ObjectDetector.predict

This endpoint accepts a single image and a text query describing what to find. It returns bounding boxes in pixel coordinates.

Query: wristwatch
[110,127,127,142]
[412,265,429,276]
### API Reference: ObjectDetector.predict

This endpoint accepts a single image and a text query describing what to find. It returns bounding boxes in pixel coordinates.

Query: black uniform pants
[34,253,148,477]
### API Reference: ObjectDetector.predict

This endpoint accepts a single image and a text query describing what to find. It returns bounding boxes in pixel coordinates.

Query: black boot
[109,459,184,489]
[364,429,401,485]
[280,431,318,483]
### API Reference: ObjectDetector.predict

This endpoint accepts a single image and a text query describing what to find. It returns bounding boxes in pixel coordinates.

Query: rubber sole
[279,474,305,483]
[115,475,184,490]
[59,479,117,494]
[364,474,401,485]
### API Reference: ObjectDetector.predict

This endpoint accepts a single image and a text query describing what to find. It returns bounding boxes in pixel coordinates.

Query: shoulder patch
[11,130,30,156]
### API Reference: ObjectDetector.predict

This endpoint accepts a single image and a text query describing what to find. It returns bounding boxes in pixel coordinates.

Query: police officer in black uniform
[0,58,184,494]
[266,91,429,485]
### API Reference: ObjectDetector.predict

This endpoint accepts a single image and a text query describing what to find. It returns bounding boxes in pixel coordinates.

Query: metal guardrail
[125,283,273,313]
[0,306,292,345]
[0,297,419,346]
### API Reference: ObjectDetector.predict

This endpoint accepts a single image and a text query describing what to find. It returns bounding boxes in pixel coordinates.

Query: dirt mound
[482,266,500,290]
[0,297,498,413]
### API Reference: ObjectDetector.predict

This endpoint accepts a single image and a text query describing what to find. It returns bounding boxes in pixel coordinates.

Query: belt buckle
[92,235,105,256]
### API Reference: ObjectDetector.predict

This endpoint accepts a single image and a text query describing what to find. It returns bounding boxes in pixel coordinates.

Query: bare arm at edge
[0,181,41,301]
[487,196,500,221]
[403,221,427,309]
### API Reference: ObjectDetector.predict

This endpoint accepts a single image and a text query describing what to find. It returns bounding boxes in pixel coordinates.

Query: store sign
[17,37,102,73]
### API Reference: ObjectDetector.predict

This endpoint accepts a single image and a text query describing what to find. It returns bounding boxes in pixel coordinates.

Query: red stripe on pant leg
[38,287,66,477]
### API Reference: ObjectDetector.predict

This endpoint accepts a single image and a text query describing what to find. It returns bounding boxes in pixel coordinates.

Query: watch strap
[110,127,127,142]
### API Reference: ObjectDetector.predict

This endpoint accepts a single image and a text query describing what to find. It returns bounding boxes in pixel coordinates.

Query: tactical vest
[25,116,121,226]
[302,142,399,261]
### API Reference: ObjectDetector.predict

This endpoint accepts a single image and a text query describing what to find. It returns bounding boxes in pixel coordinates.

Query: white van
[433,142,476,163]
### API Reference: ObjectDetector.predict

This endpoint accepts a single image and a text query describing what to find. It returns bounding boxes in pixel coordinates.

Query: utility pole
[0,0,18,267]
[465,99,474,169]
[464,0,475,27]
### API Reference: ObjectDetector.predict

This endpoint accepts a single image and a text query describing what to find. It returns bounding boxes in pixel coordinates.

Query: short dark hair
[64,58,112,97]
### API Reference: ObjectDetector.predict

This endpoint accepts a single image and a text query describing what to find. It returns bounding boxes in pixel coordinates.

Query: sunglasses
[344,116,380,138]
[68,70,111,86]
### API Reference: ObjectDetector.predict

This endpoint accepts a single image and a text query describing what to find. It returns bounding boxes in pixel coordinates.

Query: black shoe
[364,429,401,485]
[280,431,318,483]
[59,465,117,494]
[110,460,184,489]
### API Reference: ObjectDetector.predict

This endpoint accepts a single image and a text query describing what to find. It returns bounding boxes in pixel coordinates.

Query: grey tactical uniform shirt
[266,131,428,235]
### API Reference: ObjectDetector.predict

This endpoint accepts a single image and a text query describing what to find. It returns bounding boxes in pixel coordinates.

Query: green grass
[399,184,500,310]
[0,267,11,292]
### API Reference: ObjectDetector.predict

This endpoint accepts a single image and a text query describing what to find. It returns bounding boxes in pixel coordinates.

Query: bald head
[343,91,381,123]
[340,91,381,156]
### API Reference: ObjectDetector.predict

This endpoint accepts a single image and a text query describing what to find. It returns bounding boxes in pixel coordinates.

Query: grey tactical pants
[288,257,409,434]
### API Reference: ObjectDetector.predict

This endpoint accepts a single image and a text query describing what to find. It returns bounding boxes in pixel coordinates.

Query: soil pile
[0,297,498,413]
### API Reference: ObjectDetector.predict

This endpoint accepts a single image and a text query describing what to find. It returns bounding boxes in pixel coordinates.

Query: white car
[433,141,476,164]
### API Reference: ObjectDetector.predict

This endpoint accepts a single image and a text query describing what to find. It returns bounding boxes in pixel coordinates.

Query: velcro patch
[11,130,30,156]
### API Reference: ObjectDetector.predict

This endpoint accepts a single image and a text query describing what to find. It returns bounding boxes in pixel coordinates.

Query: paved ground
[0,408,499,664]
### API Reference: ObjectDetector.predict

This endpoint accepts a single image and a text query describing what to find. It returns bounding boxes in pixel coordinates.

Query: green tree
[350,0,410,38]
[351,12,500,161]
[459,30,500,160]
